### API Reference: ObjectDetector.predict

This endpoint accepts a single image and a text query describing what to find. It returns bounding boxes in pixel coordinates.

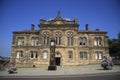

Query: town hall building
[11,11,109,67]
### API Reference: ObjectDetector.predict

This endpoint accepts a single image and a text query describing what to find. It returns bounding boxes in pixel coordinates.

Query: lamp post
[48,39,57,70]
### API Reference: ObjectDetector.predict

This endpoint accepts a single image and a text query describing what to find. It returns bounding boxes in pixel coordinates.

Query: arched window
[16,51,23,58]
[55,32,61,45]
[68,36,73,45]
[95,51,103,60]
[43,51,48,59]
[79,37,83,45]
[30,51,38,59]
[83,37,87,45]
[94,37,102,46]
[79,37,87,46]
[44,36,49,45]
[17,37,24,46]
[67,32,73,46]
[43,32,49,45]
[31,37,39,46]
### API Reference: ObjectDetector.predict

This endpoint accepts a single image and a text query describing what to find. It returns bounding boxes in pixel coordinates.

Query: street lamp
[48,39,57,70]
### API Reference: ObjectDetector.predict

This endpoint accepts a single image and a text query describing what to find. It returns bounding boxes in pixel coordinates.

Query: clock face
[51,42,54,46]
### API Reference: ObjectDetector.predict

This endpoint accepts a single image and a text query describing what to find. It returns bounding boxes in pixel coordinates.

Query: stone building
[11,11,109,67]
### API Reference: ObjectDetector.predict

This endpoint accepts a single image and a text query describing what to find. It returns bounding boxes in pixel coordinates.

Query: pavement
[0,64,120,77]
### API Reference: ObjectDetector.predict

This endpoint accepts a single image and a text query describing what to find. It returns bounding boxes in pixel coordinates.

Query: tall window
[68,51,73,59]
[17,37,24,46]
[67,32,73,45]
[30,51,38,59]
[68,36,73,45]
[83,37,87,45]
[31,37,38,46]
[44,36,49,45]
[95,51,103,60]
[80,52,83,59]
[56,37,61,45]
[16,51,23,58]
[43,51,48,59]
[43,32,49,45]
[79,37,87,46]
[94,37,102,46]
[55,32,61,45]
[79,52,87,60]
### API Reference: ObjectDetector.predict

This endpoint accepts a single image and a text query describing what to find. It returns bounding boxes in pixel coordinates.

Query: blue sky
[0,0,120,57]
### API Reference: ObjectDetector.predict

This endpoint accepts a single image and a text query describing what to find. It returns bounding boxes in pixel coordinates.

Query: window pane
[99,52,102,59]
[16,51,20,58]
[31,38,35,46]
[94,38,97,46]
[43,52,47,59]
[20,51,23,57]
[31,51,33,58]
[84,52,87,60]
[68,51,73,59]
[35,52,38,58]
[35,38,38,46]
[80,52,83,59]
[68,37,70,45]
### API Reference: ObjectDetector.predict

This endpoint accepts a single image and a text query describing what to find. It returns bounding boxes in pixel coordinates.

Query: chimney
[31,24,35,30]
[96,28,100,31]
[85,24,88,30]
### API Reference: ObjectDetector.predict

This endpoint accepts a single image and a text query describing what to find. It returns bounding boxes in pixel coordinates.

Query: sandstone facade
[11,11,109,67]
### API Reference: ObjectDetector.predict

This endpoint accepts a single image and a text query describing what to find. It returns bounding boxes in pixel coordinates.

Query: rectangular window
[80,52,83,59]
[95,53,98,59]
[43,52,48,59]
[99,53,102,59]
[68,51,73,59]
[84,52,87,60]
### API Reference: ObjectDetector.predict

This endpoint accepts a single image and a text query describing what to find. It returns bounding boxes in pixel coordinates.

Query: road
[0,72,120,80]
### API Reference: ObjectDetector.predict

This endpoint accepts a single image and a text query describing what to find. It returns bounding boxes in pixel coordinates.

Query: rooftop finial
[57,10,60,17]
[55,10,62,20]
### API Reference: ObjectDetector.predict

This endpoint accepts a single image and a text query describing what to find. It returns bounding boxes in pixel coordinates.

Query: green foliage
[109,32,120,56]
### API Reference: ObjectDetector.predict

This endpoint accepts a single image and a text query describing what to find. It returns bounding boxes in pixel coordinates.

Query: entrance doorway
[55,58,60,66]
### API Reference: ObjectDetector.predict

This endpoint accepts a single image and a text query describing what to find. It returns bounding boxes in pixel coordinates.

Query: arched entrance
[55,52,61,66]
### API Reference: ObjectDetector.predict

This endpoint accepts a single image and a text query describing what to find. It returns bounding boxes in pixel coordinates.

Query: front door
[55,58,60,66]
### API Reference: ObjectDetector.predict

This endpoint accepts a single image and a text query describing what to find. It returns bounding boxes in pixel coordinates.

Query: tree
[109,32,120,57]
